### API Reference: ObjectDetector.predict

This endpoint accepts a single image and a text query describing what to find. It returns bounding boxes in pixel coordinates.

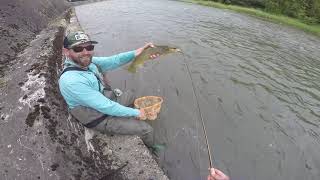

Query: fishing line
[181,54,214,170]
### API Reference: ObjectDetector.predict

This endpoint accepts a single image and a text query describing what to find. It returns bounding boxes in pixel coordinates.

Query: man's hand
[207,168,229,180]
[137,109,147,120]
[135,42,160,59]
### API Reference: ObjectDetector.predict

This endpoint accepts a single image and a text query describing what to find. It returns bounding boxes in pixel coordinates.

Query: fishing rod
[181,55,214,169]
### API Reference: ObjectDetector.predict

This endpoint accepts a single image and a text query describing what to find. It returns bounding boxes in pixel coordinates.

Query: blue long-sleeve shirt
[59,51,140,117]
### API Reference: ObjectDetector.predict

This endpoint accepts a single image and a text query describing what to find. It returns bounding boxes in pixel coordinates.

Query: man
[59,31,158,147]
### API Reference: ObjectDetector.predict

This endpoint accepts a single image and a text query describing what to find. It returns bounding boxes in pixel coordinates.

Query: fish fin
[127,65,137,73]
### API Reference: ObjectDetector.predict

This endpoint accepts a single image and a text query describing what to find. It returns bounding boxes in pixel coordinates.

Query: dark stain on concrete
[37,98,45,103]
[22,94,28,99]
[0,0,55,58]
[18,82,24,86]
[47,118,58,142]
[40,105,51,119]
[8,24,19,30]
[50,163,59,171]
[25,104,40,127]
[26,62,42,75]
[70,133,78,145]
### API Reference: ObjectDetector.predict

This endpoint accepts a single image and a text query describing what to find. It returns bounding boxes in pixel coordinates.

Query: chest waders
[60,66,118,128]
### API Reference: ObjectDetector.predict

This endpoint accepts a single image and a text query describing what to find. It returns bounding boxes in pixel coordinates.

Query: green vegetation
[183,0,320,37]
[264,0,320,24]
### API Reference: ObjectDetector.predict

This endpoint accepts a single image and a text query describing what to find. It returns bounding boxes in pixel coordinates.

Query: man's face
[65,42,95,68]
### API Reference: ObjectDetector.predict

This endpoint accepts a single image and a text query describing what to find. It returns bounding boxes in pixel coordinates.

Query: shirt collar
[63,57,90,70]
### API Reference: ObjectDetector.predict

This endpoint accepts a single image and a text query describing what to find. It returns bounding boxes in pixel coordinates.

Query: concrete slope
[0,0,168,179]
[0,0,68,77]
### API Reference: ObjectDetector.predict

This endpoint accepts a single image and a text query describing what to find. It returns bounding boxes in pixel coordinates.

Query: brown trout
[127,45,181,73]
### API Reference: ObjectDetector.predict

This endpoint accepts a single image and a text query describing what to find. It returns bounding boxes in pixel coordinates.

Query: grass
[181,0,320,37]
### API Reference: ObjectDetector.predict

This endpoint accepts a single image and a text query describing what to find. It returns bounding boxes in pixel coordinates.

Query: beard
[73,55,92,68]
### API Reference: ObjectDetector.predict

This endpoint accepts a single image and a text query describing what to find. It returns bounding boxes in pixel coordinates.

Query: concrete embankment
[0,0,168,179]
[0,0,69,78]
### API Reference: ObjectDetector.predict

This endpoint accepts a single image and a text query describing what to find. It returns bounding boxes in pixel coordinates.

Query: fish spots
[127,45,181,73]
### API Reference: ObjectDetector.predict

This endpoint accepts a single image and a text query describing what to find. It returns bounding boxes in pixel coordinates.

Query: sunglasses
[71,45,95,53]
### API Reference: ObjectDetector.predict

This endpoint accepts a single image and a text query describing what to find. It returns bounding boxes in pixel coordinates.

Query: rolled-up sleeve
[92,51,136,72]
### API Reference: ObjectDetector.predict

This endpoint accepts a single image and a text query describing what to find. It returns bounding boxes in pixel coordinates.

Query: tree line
[209,0,320,24]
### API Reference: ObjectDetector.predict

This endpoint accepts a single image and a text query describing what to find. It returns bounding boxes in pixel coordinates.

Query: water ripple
[76,0,320,179]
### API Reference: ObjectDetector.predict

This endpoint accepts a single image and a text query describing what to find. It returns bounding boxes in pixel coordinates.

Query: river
[75,0,320,179]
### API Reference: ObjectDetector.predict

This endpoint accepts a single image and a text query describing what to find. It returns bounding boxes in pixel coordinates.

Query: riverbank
[182,0,320,37]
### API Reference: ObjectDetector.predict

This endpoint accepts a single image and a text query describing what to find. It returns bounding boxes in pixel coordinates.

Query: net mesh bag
[134,96,163,120]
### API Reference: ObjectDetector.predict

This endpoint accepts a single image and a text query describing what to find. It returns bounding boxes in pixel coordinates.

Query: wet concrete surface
[0,0,68,78]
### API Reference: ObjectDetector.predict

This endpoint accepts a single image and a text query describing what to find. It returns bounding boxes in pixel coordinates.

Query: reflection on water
[76,0,320,179]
